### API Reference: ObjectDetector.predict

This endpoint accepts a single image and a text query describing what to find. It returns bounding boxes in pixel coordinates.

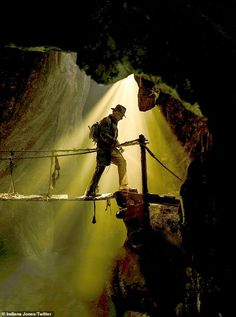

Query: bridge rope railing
[0,139,140,161]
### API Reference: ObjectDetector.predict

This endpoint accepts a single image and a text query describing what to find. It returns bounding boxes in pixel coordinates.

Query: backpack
[88,121,101,143]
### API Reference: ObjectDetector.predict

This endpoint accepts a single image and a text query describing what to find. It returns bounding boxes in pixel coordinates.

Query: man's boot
[86,165,105,197]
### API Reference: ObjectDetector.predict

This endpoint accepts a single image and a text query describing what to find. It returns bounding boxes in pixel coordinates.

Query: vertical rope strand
[47,151,54,197]
[92,200,96,224]
[9,151,16,194]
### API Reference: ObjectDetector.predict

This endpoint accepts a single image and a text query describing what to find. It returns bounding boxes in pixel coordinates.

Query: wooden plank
[71,193,114,201]
[0,193,46,201]
[0,193,114,201]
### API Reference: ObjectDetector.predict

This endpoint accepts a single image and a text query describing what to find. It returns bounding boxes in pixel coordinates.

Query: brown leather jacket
[97,114,118,148]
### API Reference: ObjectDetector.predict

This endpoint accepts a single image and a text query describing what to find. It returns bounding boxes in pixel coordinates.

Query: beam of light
[71,74,190,197]
[0,60,190,313]
[54,74,190,302]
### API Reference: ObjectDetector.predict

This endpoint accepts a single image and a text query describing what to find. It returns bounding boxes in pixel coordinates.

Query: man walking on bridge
[86,104,129,197]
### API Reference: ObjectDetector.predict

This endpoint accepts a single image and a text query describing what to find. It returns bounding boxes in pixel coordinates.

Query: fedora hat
[111,104,126,117]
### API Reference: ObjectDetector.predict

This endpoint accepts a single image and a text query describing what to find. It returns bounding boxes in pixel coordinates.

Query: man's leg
[86,164,106,195]
[86,148,112,196]
[111,148,128,190]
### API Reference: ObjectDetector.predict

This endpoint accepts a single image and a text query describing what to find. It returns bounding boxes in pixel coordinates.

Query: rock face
[94,191,185,317]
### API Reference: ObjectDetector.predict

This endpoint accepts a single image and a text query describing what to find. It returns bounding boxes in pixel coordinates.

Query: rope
[51,155,60,188]
[47,151,55,196]
[0,148,97,153]
[0,139,140,161]
[0,149,97,161]
[9,152,16,193]
[144,145,183,182]
[105,198,112,214]
[119,139,141,147]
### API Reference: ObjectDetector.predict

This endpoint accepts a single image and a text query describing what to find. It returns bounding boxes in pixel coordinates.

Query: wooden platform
[0,193,114,201]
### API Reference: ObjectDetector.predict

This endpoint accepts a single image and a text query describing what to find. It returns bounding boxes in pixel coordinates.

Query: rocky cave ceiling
[0,1,235,144]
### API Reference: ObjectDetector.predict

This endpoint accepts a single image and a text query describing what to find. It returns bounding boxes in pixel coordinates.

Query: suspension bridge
[0,135,183,202]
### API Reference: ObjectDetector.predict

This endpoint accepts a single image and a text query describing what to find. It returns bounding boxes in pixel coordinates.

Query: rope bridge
[0,135,183,201]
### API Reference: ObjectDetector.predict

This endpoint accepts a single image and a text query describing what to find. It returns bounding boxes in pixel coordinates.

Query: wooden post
[139,134,148,194]
[139,134,150,230]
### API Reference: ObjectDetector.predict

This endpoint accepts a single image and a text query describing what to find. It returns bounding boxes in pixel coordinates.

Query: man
[86,104,129,197]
